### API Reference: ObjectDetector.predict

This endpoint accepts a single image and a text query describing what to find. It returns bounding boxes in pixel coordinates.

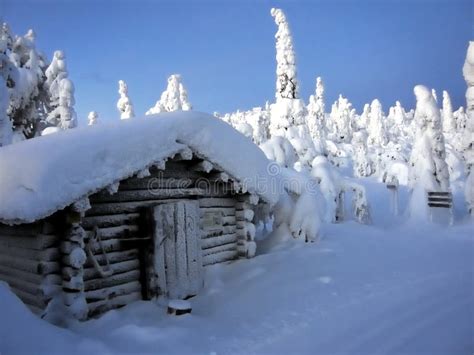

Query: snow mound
[0,111,278,224]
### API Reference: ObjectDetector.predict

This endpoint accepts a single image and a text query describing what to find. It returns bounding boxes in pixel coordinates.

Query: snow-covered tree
[409,85,450,192]
[46,76,77,130]
[271,8,298,100]
[356,103,370,131]
[146,74,192,115]
[307,77,327,153]
[88,111,98,126]
[462,41,474,215]
[0,25,54,139]
[442,90,456,135]
[367,99,387,146]
[44,50,77,130]
[329,95,352,143]
[431,88,438,102]
[352,131,373,177]
[268,8,316,167]
[117,80,134,120]
[0,76,12,146]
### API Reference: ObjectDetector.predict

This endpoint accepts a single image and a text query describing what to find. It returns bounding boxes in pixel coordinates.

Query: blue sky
[1,0,472,124]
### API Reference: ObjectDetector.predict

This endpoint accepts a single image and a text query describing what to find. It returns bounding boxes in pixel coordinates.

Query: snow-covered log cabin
[0,112,278,321]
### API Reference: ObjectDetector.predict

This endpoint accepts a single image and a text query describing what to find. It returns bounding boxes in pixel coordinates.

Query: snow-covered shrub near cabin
[352,131,373,177]
[409,85,450,192]
[367,99,387,147]
[88,111,98,126]
[307,77,327,154]
[146,74,192,115]
[311,156,342,223]
[117,80,134,120]
[271,167,322,242]
[462,41,474,215]
[260,136,297,168]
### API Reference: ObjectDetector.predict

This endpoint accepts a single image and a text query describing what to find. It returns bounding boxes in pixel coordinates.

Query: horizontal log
[86,199,191,216]
[0,255,59,275]
[85,280,141,302]
[88,292,142,318]
[9,287,46,309]
[120,177,194,190]
[203,242,238,257]
[0,264,61,285]
[62,238,145,256]
[0,223,41,236]
[222,216,236,225]
[82,213,141,229]
[84,269,141,292]
[86,259,140,279]
[90,188,210,203]
[427,191,452,197]
[203,250,238,266]
[85,225,141,241]
[0,234,59,250]
[200,207,235,216]
[0,245,60,262]
[201,234,237,249]
[26,304,44,316]
[202,225,236,238]
[199,198,236,208]
[235,209,254,221]
[0,272,43,297]
[83,249,139,268]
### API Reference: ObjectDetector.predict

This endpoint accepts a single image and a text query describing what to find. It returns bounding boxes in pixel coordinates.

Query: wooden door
[147,200,203,299]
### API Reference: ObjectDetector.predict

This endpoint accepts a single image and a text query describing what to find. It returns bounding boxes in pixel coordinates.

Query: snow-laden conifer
[117,80,134,119]
[462,41,474,215]
[367,99,387,146]
[88,111,98,126]
[146,74,192,115]
[409,85,450,192]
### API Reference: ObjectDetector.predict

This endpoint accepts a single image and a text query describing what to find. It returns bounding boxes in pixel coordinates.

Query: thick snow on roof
[0,112,277,224]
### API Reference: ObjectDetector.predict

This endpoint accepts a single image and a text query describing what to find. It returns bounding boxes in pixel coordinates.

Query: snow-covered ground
[1,183,472,355]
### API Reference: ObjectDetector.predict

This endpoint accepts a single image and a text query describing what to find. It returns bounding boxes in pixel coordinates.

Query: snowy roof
[0,112,278,225]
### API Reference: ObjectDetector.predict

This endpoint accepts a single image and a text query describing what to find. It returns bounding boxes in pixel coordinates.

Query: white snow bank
[0,282,109,355]
[0,111,278,224]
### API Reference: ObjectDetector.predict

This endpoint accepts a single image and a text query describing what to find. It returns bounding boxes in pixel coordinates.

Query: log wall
[0,219,62,315]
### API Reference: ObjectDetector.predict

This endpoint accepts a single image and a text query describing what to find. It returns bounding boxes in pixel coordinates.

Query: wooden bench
[427,191,453,225]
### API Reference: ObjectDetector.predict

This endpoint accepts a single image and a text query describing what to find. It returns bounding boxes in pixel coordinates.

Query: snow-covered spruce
[442,90,456,136]
[45,50,77,130]
[87,111,98,126]
[117,80,134,120]
[329,95,353,143]
[409,85,450,193]
[271,8,298,100]
[0,76,13,146]
[367,99,387,147]
[307,77,327,154]
[146,74,192,115]
[462,41,474,215]
[352,131,373,177]
[1,24,52,140]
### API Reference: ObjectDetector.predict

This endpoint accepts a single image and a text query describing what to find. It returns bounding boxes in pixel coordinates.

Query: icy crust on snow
[0,111,278,224]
